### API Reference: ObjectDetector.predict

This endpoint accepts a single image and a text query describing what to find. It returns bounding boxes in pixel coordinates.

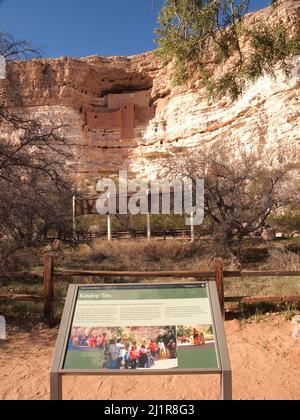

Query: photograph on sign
[66,325,178,370]
[63,284,219,372]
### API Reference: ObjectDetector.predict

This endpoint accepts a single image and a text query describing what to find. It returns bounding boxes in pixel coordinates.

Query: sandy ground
[0,318,299,400]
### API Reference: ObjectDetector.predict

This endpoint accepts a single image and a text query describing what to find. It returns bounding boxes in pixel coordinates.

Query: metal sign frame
[50,281,232,400]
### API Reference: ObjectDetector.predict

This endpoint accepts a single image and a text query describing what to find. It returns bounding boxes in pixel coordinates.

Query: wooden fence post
[44,254,55,327]
[215,258,225,318]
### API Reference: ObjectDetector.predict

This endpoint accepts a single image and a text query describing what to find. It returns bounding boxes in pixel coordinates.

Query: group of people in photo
[105,337,177,370]
[68,326,179,371]
[178,328,206,346]
[69,333,107,349]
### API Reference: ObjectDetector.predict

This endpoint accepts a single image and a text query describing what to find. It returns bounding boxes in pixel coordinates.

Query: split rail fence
[0,255,299,327]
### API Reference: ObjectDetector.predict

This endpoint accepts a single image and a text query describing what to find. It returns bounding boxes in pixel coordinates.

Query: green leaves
[245,24,300,80]
[156,0,216,63]
[156,0,300,100]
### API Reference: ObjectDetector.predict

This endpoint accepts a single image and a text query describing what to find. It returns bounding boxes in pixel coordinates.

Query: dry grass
[61,240,215,272]
[225,248,300,300]
[263,247,300,271]
[0,241,299,327]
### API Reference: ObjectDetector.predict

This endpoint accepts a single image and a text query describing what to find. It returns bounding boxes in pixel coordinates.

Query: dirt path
[0,318,299,400]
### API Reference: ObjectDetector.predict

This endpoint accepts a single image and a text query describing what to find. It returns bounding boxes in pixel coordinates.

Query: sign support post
[221,370,233,401]
[107,214,112,241]
[147,213,151,241]
[209,281,232,400]
[107,193,112,241]
[50,372,62,401]
[190,212,195,243]
[146,189,151,241]
[72,195,77,243]
[50,285,77,400]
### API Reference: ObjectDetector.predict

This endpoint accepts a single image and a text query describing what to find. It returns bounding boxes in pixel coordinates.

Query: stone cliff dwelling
[84,90,155,143]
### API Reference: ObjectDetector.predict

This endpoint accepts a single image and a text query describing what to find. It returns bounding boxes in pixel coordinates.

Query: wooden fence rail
[56,270,216,278]
[225,295,300,304]
[0,255,299,327]
[0,271,43,279]
[223,271,300,278]
[46,228,196,244]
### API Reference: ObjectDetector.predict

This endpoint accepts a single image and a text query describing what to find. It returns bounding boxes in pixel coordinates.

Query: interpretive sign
[50,282,232,400]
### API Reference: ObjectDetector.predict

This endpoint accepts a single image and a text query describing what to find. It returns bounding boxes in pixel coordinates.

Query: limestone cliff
[1,0,299,188]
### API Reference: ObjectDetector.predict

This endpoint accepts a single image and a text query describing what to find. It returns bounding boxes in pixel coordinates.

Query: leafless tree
[0,109,71,186]
[0,31,74,268]
[0,31,40,61]
[164,143,298,258]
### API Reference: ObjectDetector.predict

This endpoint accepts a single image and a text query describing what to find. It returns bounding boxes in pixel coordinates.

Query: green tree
[177,326,192,337]
[156,0,300,100]
[157,326,177,344]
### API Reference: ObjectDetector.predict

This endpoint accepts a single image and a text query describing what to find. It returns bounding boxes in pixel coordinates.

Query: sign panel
[75,191,189,216]
[63,284,220,372]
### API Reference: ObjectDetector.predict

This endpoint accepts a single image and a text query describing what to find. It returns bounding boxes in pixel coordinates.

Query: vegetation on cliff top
[155,0,300,100]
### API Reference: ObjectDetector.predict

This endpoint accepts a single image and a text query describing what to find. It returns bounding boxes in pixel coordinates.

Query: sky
[0,0,271,58]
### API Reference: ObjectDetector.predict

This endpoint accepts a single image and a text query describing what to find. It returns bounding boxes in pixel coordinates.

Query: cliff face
[1,0,299,187]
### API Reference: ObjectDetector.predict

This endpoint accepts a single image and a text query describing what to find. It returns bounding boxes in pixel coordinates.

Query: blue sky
[0,0,271,58]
